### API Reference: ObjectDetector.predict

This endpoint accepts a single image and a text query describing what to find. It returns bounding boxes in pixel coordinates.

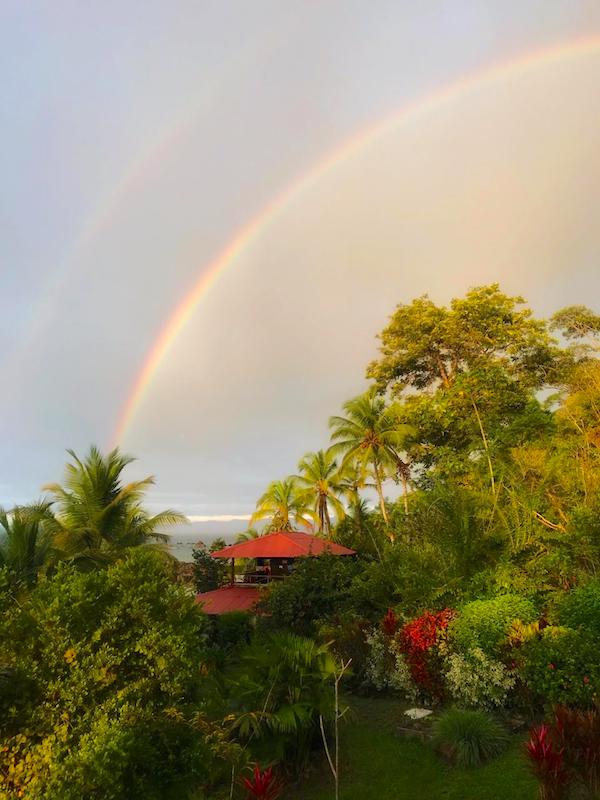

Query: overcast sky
[3,1,600,517]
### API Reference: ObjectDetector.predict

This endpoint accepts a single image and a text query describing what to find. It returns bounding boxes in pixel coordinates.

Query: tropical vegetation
[3,285,600,798]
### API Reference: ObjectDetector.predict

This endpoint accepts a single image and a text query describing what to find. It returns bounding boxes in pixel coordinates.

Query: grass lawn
[290,696,537,800]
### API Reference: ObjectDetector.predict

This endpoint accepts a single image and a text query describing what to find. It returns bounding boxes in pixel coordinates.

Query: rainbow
[9,28,273,374]
[112,35,600,446]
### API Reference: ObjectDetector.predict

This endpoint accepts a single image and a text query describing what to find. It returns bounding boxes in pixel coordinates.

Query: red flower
[398,608,454,697]
[584,676,590,685]
[548,663,555,670]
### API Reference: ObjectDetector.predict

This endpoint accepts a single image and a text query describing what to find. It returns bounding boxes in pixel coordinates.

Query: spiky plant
[433,709,508,767]
[241,765,283,799]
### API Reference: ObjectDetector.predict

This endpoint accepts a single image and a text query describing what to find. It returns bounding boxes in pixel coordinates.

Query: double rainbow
[111,35,600,446]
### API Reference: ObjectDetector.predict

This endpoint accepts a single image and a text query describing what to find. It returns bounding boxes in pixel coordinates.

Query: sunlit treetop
[367,284,558,396]
[550,305,600,342]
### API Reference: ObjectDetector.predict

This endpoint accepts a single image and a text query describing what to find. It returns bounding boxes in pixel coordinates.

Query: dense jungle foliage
[3,285,600,799]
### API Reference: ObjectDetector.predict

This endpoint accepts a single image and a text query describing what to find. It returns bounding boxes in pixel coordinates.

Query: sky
[2,1,600,520]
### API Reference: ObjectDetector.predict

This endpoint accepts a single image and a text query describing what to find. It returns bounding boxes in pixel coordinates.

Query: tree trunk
[470,396,495,496]
[401,473,409,515]
[373,460,392,540]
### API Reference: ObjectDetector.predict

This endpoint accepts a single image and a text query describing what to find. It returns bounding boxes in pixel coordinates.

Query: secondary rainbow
[112,34,600,446]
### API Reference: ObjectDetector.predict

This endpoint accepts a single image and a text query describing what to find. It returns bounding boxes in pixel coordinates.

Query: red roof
[210,530,355,560]
[196,585,261,615]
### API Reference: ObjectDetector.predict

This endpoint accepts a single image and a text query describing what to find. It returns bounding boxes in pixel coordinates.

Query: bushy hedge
[448,594,537,658]
[261,554,361,635]
[519,626,600,707]
[555,579,600,637]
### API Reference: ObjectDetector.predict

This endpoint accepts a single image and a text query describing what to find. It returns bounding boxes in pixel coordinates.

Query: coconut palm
[295,450,346,535]
[0,502,56,587]
[337,460,370,508]
[329,388,412,526]
[250,478,315,532]
[44,446,186,567]
[235,527,261,544]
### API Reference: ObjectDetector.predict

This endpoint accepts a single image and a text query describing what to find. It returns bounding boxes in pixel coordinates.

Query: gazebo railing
[236,572,287,585]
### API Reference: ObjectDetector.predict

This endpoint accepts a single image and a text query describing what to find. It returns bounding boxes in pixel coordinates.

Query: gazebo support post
[230,557,235,585]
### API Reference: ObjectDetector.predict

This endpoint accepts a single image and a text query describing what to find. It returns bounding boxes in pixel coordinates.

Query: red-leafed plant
[241,765,283,800]
[398,609,454,698]
[381,608,398,636]
[525,724,570,800]
[553,704,600,796]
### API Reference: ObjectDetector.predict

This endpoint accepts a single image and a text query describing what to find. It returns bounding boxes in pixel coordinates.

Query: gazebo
[196,530,355,615]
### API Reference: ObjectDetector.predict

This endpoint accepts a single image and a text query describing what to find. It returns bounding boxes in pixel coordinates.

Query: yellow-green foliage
[448,595,537,658]
[0,549,234,799]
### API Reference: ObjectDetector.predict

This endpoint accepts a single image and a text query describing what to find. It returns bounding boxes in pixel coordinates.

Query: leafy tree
[192,544,227,593]
[250,478,315,532]
[551,305,600,344]
[44,446,185,567]
[261,554,360,635]
[408,484,500,586]
[295,450,346,535]
[329,388,412,528]
[0,548,235,799]
[367,286,557,488]
[368,284,556,394]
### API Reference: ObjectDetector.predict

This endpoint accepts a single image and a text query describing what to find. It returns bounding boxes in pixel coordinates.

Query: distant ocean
[165,531,237,562]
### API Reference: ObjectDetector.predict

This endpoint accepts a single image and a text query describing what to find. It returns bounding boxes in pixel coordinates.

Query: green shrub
[556,580,600,637]
[261,554,360,635]
[433,709,509,767]
[448,594,537,657]
[225,633,341,773]
[316,615,370,685]
[213,611,253,651]
[0,549,234,798]
[520,626,600,707]
[193,545,227,593]
[443,648,516,709]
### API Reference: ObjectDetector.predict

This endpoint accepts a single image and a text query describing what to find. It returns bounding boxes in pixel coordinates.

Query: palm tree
[227,632,339,771]
[250,478,315,532]
[329,388,412,527]
[44,446,186,567]
[337,460,370,508]
[295,450,346,535]
[0,502,56,587]
[235,527,261,543]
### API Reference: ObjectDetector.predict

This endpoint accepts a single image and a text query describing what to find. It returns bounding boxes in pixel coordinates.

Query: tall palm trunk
[401,473,409,515]
[373,459,391,539]
[318,494,330,535]
[470,395,496,497]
